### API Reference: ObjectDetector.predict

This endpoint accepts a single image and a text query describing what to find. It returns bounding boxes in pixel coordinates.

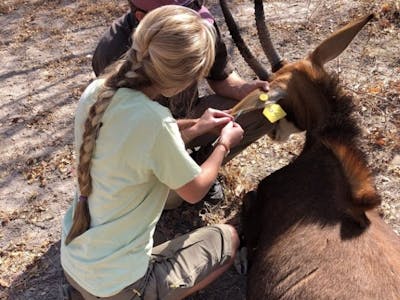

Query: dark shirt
[92,13,138,77]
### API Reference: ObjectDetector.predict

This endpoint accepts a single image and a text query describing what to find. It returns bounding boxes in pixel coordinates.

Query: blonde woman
[93,0,271,206]
[61,5,243,300]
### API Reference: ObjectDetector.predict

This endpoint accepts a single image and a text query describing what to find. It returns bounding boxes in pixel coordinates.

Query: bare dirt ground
[0,0,399,299]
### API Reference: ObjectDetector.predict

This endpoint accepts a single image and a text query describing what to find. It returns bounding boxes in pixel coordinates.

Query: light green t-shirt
[61,79,201,297]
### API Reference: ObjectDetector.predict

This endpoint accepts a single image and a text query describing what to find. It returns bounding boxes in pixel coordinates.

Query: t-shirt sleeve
[150,118,201,190]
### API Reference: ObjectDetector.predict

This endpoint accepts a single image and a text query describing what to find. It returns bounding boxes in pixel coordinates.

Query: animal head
[223,3,380,228]
[224,0,374,141]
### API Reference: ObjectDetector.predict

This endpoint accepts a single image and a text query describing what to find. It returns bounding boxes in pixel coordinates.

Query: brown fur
[238,14,400,300]
[242,109,400,298]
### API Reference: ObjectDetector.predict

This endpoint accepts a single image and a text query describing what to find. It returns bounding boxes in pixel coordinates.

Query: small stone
[391,155,400,166]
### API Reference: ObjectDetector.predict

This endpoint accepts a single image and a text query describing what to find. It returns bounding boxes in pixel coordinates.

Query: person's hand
[237,80,269,99]
[219,121,244,150]
[208,71,269,101]
[196,108,233,136]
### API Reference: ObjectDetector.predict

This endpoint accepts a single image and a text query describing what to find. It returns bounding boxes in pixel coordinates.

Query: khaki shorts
[65,224,234,300]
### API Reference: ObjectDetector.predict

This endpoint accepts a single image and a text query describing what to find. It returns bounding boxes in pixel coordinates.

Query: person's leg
[164,189,183,210]
[63,272,97,300]
[144,224,240,300]
[63,267,149,300]
[177,225,239,299]
[60,276,86,300]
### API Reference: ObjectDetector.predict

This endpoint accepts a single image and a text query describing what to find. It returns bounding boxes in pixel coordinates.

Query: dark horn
[254,0,285,72]
[219,0,271,81]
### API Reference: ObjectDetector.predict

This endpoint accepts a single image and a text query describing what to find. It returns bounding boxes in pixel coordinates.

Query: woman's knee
[214,223,240,256]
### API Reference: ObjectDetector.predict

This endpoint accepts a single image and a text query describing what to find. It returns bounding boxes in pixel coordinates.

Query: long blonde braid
[65,5,216,245]
[65,49,151,245]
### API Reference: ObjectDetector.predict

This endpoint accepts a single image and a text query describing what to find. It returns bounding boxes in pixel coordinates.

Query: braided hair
[65,5,216,244]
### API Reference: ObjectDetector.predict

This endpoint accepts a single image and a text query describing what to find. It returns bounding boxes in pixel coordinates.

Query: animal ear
[309,14,374,66]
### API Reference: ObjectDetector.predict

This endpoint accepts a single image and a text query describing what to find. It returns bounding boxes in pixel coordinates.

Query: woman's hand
[196,108,233,136]
[218,121,244,150]
[180,108,233,144]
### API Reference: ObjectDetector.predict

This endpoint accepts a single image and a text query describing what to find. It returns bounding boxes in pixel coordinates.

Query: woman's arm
[179,108,233,144]
[175,142,228,203]
[175,122,243,203]
[176,118,199,131]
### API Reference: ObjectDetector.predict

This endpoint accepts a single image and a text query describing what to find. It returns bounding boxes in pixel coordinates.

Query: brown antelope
[220,1,400,299]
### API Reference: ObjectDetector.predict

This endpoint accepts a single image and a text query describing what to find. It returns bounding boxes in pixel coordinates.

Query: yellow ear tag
[259,93,269,102]
[263,103,287,123]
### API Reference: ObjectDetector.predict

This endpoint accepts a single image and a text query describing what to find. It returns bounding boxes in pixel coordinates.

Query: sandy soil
[0,0,398,299]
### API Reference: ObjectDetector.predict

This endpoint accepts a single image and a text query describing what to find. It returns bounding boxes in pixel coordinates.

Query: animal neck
[301,86,381,227]
[299,74,381,226]
[321,138,380,220]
